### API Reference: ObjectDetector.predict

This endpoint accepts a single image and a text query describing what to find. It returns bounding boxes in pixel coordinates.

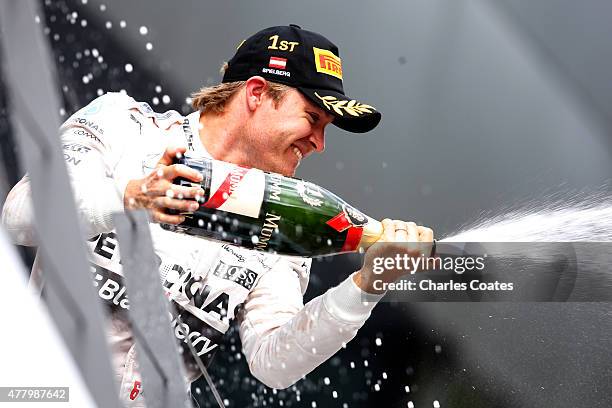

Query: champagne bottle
[160,156,383,256]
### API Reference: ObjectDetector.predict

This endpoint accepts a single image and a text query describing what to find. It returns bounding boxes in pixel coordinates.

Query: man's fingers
[417,227,434,260]
[154,197,200,213]
[157,146,187,167]
[161,164,202,182]
[145,182,204,203]
[184,185,205,200]
[166,185,204,200]
[418,226,434,242]
[151,210,186,225]
[381,218,395,242]
[405,222,418,242]
[391,219,409,242]
[383,219,426,243]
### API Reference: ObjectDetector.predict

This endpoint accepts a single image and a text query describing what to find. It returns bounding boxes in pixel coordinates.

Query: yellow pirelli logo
[313,47,343,80]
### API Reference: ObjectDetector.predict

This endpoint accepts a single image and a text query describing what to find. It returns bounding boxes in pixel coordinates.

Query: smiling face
[242,85,334,177]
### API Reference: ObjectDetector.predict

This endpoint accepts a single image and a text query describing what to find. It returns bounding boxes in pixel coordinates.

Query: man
[3,25,433,406]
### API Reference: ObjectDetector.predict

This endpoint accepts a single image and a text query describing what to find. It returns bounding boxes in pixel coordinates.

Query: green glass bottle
[160,156,383,256]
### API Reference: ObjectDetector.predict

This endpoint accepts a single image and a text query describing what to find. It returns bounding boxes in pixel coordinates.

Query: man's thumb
[157,145,187,167]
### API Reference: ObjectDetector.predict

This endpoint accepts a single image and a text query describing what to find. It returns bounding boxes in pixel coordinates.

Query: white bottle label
[206,160,265,218]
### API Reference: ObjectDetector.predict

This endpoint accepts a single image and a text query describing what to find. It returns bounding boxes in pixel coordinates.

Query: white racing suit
[2,93,383,407]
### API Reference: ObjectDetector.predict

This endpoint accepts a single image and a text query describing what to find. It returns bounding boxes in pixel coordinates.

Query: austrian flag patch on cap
[222,24,381,133]
[269,57,287,70]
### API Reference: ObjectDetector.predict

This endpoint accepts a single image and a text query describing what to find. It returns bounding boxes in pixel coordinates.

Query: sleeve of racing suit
[238,257,384,389]
[2,175,37,246]
[1,93,129,245]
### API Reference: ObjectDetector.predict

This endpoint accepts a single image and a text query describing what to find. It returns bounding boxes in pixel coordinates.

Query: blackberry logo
[90,264,129,309]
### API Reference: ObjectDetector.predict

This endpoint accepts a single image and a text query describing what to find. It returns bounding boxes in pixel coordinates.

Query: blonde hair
[191,62,292,113]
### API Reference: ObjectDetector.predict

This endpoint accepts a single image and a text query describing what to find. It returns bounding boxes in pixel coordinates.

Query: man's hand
[354,219,434,294]
[124,146,205,224]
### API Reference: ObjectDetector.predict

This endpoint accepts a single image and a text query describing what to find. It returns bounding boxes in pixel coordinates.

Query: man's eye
[307,112,319,123]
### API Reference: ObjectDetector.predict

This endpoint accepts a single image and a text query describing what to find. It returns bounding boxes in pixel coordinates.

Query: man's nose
[309,128,326,153]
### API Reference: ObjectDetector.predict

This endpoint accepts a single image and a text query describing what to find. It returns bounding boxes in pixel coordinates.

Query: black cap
[222,25,381,133]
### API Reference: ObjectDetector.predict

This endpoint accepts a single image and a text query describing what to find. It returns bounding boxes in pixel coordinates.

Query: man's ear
[245,76,268,112]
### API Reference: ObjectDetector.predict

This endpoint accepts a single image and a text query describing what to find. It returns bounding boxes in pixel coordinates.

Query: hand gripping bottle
[160,156,383,256]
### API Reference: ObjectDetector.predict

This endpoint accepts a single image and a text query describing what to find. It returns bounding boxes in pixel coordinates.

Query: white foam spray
[437,185,612,300]
[442,186,612,242]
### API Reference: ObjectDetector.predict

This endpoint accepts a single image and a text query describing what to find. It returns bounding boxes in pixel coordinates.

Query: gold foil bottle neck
[358,217,384,250]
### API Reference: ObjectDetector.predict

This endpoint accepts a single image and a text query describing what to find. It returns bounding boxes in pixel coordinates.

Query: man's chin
[257,161,296,177]
[277,158,299,177]
[280,168,297,178]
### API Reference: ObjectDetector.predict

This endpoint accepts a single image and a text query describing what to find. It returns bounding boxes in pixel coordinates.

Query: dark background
[1,1,611,407]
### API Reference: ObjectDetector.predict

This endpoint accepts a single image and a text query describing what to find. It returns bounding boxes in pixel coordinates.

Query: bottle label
[325,204,368,252]
[204,160,265,218]
[326,204,368,232]
[344,204,368,227]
